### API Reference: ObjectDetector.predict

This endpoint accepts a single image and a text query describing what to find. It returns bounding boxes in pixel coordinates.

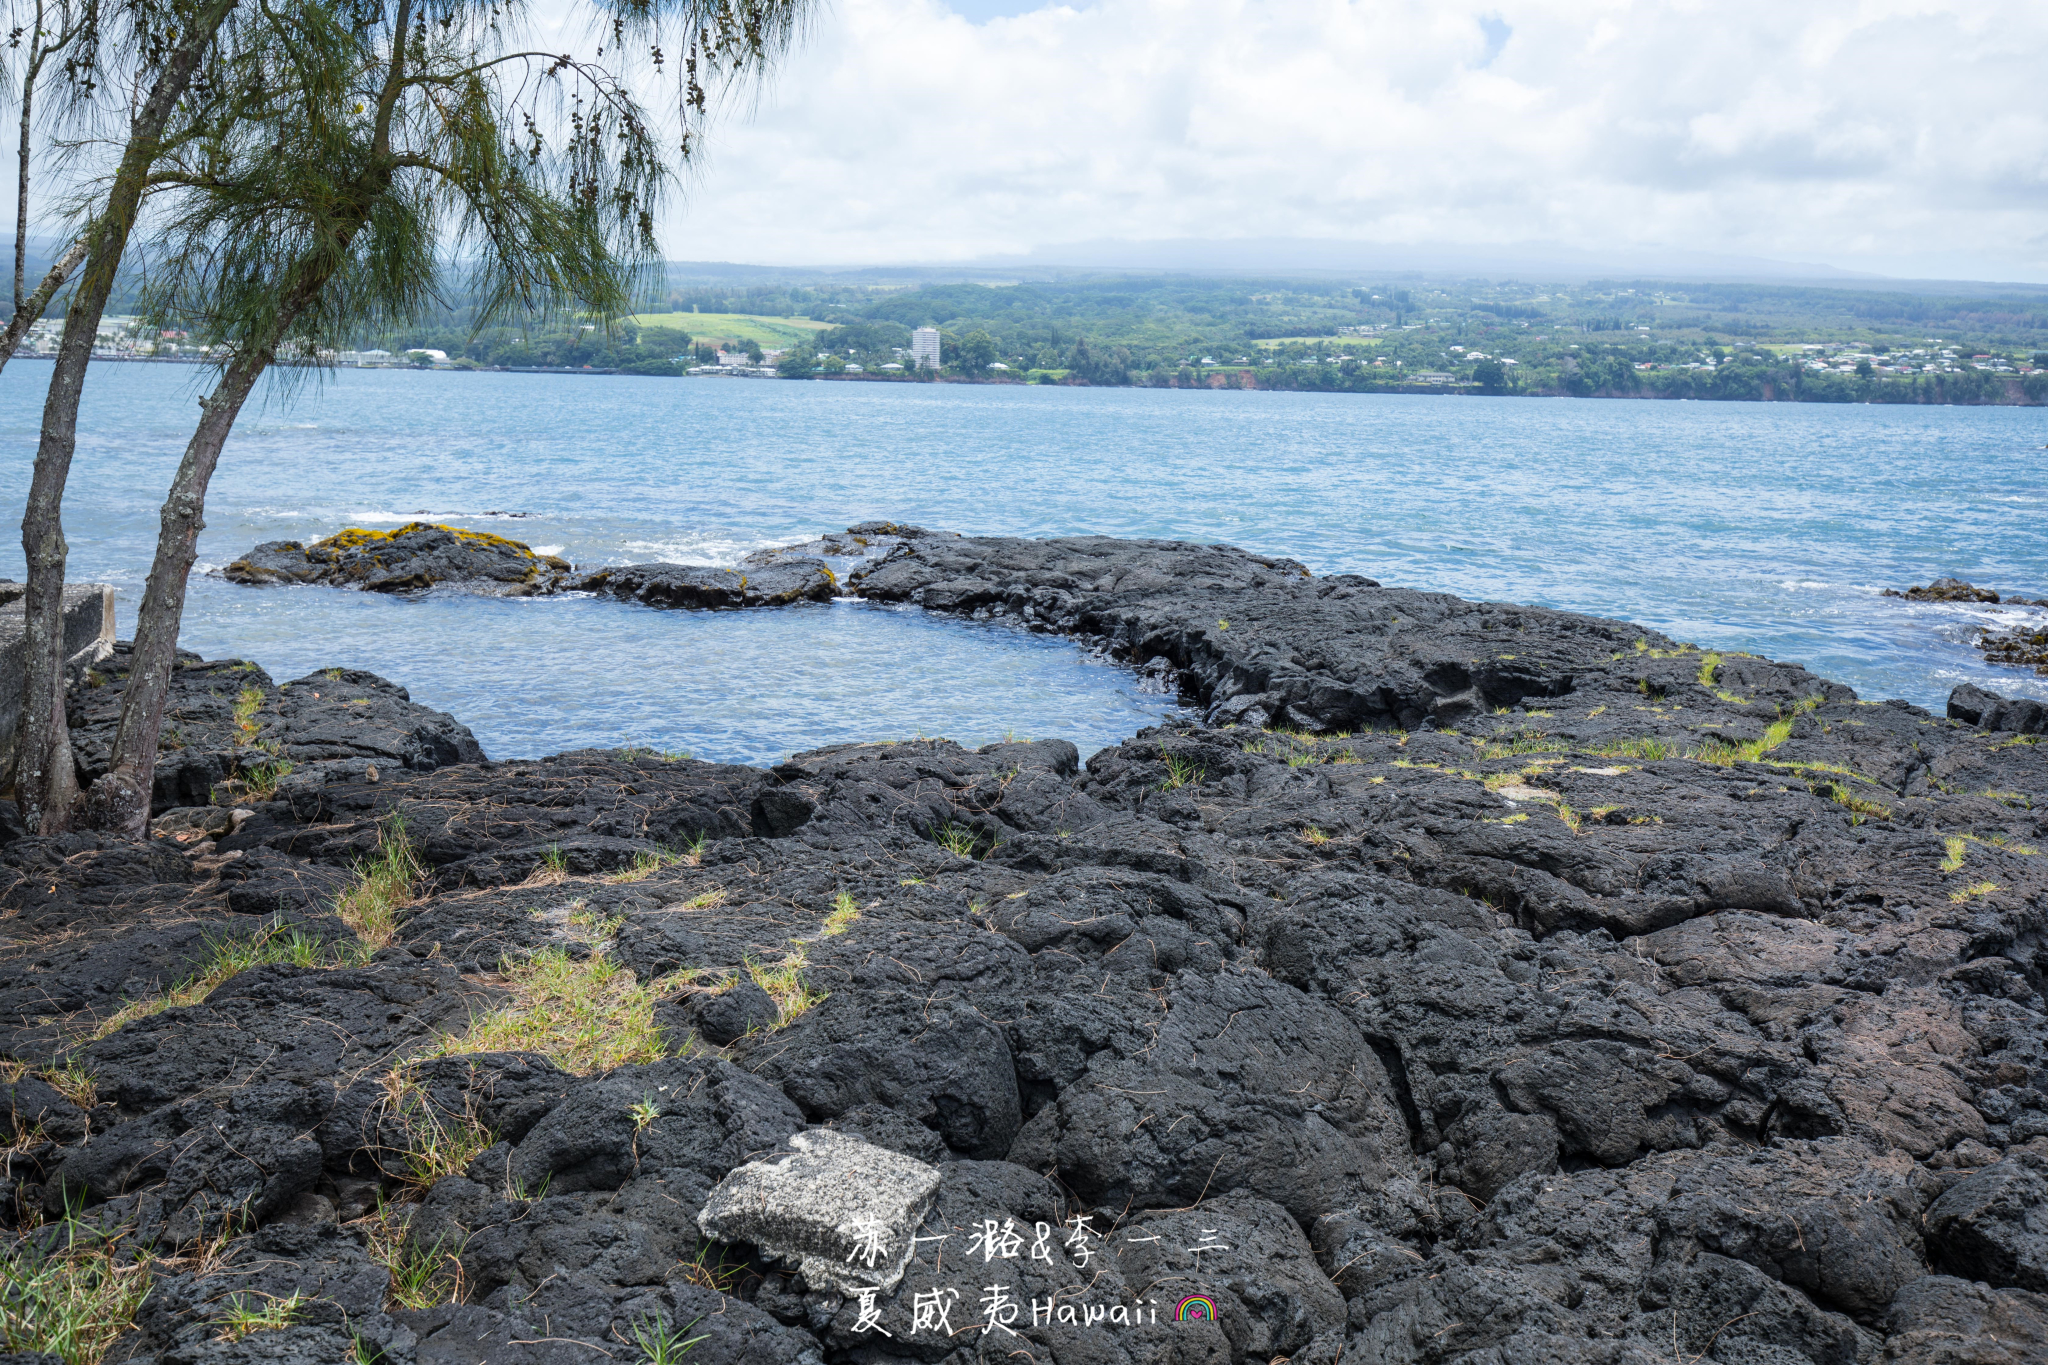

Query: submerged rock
[11,526,2048,1365]
[222,522,575,595]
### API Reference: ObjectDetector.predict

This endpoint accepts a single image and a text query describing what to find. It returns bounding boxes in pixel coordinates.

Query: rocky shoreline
[6,526,2047,1365]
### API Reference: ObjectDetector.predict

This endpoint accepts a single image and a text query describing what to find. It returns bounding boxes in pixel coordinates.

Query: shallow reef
[7,526,2047,1365]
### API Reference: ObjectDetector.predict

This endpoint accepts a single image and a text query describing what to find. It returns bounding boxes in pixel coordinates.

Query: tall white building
[911,327,941,371]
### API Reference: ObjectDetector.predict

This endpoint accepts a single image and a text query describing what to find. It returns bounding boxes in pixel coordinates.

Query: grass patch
[747,949,826,1027]
[1941,837,1967,873]
[0,1226,154,1365]
[1586,736,1677,761]
[335,815,424,950]
[933,824,982,858]
[822,891,860,936]
[625,310,832,348]
[1950,880,2000,905]
[628,1310,708,1365]
[37,1064,97,1112]
[1820,782,1891,823]
[375,1067,498,1195]
[239,759,295,800]
[606,847,688,885]
[1698,696,1826,766]
[357,1208,463,1311]
[88,924,350,1043]
[1697,653,1721,687]
[231,686,264,744]
[215,1290,303,1343]
[526,845,570,885]
[1160,754,1206,789]
[424,946,667,1075]
[615,745,691,763]
[1474,733,1561,760]
[1300,826,1331,846]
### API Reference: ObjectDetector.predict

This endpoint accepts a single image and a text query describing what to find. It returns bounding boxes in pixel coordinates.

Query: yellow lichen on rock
[315,522,540,557]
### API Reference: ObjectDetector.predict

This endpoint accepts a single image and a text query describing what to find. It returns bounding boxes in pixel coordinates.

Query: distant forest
[352,271,2048,403]
[194,262,2048,402]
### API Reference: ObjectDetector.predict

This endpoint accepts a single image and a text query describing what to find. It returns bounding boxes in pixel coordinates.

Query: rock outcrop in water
[1884,578,2048,608]
[224,523,578,595]
[577,559,838,609]
[1878,578,2048,679]
[9,527,2048,1365]
[223,523,842,609]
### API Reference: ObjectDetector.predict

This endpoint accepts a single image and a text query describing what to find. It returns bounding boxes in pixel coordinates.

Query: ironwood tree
[75,0,812,835]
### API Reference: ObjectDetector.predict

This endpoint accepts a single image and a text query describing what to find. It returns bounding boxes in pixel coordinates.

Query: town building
[910,327,941,370]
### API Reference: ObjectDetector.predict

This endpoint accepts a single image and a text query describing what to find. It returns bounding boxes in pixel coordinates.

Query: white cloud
[630,0,2048,280]
[302,0,2048,283]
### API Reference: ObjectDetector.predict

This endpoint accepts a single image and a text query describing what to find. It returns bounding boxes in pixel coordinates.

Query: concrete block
[0,582,116,777]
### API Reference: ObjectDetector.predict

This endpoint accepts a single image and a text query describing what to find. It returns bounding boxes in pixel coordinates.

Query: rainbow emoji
[1174,1295,1217,1323]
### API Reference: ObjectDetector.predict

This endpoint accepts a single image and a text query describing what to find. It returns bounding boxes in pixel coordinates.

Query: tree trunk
[83,348,271,835]
[0,236,88,372]
[87,210,382,834]
[15,6,39,314]
[13,0,241,835]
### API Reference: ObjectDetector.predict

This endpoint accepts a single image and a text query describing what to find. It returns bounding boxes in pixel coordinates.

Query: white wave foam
[615,535,777,567]
[531,545,565,557]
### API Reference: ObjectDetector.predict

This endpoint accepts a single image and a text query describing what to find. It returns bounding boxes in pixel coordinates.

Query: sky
[0,0,2005,288]
[520,0,2041,283]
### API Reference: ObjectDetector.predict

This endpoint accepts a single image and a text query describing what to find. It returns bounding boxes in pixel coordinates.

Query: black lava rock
[222,522,575,595]
[9,527,2048,1365]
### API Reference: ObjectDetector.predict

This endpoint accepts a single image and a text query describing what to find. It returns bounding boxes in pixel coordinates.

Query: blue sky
[943,0,1062,19]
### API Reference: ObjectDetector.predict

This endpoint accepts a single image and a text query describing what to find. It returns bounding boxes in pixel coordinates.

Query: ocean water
[3,360,2043,764]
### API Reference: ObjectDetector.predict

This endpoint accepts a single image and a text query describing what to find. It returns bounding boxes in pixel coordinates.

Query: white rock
[697,1128,941,1294]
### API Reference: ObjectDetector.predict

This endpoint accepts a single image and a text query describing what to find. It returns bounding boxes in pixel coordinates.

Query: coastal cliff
[6,528,2046,1365]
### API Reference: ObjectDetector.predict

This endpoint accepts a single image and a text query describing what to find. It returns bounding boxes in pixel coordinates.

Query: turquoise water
[5,360,2044,762]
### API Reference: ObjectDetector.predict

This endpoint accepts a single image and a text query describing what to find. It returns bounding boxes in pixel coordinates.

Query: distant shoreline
[27,353,2044,405]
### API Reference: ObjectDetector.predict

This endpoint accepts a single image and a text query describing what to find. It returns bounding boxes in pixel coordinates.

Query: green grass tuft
[822,890,860,936]
[606,847,687,885]
[215,1290,303,1343]
[747,949,826,1027]
[375,1067,498,1195]
[934,823,982,858]
[0,1226,154,1365]
[335,815,424,950]
[1585,736,1676,761]
[423,945,670,1075]
[89,924,356,1043]
[231,687,265,744]
[628,1312,707,1365]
